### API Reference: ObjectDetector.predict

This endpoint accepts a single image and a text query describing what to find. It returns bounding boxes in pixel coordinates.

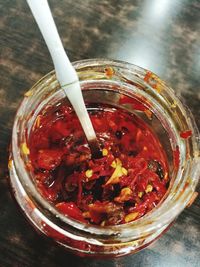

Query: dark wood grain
[0,0,199,266]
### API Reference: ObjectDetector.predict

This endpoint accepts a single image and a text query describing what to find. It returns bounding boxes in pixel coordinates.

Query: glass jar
[9,59,200,257]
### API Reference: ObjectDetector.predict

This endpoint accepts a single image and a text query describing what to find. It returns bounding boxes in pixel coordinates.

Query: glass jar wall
[9,59,200,257]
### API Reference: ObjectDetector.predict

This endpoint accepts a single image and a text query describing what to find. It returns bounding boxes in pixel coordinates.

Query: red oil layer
[28,103,169,226]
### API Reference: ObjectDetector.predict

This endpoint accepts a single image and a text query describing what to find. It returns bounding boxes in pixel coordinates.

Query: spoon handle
[26,0,76,85]
[26,0,98,143]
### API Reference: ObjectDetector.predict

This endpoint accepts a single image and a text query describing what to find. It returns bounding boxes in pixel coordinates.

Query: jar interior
[25,80,174,223]
[12,60,199,240]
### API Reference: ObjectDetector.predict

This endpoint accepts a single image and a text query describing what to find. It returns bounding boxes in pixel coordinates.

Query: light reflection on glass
[111,0,180,75]
[150,0,171,18]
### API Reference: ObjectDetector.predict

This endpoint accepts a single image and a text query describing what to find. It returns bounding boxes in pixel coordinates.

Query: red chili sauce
[28,102,169,225]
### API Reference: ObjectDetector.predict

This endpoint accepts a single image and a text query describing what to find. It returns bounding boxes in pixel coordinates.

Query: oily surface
[0,0,200,266]
[29,104,169,225]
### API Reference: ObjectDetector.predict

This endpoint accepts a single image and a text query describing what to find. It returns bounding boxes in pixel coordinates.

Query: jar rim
[11,58,200,240]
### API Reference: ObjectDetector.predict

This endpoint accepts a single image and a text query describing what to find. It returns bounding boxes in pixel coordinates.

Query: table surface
[0,0,200,266]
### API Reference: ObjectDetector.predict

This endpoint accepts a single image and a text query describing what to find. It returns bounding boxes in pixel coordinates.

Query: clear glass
[9,59,200,257]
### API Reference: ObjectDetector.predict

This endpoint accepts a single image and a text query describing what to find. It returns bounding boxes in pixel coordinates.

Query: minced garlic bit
[24,90,33,97]
[82,211,91,218]
[154,83,162,94]
[104,66,114,78]
[8,159,12,170]
[114,187,132,203]
[125,212,139,223]
[102,148,108,156]
[85,169,93,178]
[138,192,143,198]
[145,184,153,193]
[106,158,127,185]
[144,109,152,120]
[101,220,106,226]
[111,160,117,168]
[171,102,177,108]
[21,142,30,155]
[122,167,128,175]
[36,115,41,128]
[164,172,168,180]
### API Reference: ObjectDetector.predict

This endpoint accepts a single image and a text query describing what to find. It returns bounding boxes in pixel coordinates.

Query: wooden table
[0,0,199,266]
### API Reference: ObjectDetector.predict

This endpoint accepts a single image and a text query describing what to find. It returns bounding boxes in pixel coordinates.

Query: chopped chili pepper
[180,130,192,139]
[144,109,153,120]
[173,146,180,170]
[37,149,63,170]
[125,212,139,223]
[28,102,169,226]
[144,71,152,83]
[119,96,148,111]
[104,66,115,78]
[143,71,162,93]
[56,202,86,222]
[21,142,30,155]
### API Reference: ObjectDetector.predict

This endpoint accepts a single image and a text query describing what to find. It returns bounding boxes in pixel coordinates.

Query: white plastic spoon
[26,0,100,157]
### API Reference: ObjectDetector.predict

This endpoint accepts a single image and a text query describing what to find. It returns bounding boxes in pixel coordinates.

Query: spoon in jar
[26,0,100,157]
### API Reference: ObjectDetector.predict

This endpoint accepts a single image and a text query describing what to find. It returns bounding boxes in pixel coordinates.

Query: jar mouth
[11,58,200,240]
